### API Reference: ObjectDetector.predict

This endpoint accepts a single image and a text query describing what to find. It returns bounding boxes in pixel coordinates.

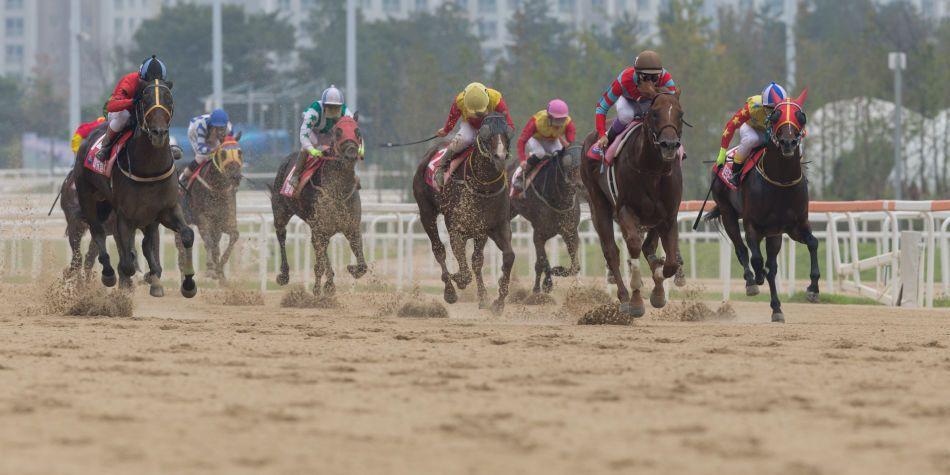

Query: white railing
[1,192,947,307]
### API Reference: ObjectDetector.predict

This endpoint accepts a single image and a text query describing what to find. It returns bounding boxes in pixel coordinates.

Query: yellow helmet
[462,82,490,114]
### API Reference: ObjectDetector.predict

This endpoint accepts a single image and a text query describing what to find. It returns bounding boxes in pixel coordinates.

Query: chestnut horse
[706,89,818,322]
[270,115,367,295]
[580,91,686,318]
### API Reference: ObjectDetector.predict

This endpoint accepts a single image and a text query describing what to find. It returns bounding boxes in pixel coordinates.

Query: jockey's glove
[358,143,364,157]
[308,148,324,158]
[716,147,727,166]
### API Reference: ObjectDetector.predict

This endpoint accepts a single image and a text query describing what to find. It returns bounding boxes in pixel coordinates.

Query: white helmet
[321,85,344,106]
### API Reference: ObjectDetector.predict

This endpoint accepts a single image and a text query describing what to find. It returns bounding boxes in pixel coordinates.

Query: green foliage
[0,77,23,167]
[127,3,294,124]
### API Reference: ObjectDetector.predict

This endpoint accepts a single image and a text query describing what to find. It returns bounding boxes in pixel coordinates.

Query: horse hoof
[149,285,165,298]
[101,271,117,288]
[674,273,687,287]
[444,287,458,304]
[746,285,760,297]
[180,276,197,299]
[619,302,646,318]
[276,273,289,286]
[650,292,667,308]
[772,312,785,323]
[755,276,765,286]
[490,300,505,315]
[542,280,554,294]
[347,264,367,279]
[805,291,819,303]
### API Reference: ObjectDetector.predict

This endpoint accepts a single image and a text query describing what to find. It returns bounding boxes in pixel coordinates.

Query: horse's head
[768,88,808,158]
[212,132,243,187]
[645,90,685,161]
[476,112,513,173]
[330,115,362,165]
[134,79,174,148]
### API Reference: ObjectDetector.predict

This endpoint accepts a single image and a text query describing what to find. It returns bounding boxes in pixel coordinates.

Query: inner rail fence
[1,192,947,308]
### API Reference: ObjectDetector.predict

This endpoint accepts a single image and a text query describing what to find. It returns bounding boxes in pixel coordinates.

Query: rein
[458,133,507,197]
[528,160,577,214]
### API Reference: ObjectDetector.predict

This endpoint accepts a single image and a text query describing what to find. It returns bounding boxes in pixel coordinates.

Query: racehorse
[178,133,243,281]
[413,112,515,313]
[270,115,367,295]
[706,89,817,323]
[580,91,686,318]
[508,146,582,294]
[74,78,196,298]
[61,169,119,278]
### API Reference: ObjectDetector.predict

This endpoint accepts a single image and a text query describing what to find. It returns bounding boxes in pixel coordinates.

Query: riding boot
[728,161,743,188]
[436,138,464,190]
[95,128,120,161]
[289,149,310,189]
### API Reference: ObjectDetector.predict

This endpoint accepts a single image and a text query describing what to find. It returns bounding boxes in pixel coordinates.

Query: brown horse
[580,91,685,318]
[177,134,243,281]
[413,113,515,313]
[508,146,582,294]
[270,115,367,295]
[74,79,196,298]
[706,90,818,322]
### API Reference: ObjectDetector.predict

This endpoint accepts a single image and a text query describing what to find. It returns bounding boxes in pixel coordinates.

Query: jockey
[97,55,167,161]
[434,82,515,189]
[289,85,353,188]
[716,82,787,187]
[71,116,105,154]
[590,50,677,158]
[180,108,232,183]
[513,99,575,195]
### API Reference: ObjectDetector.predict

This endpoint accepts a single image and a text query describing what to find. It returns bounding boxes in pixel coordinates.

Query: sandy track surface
[1,283,949,475]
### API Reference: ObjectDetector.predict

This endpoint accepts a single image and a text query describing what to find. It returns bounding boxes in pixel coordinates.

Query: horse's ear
[795,110,807,127]
[166,80,173,90]
[795,87,808,106]
[353,111,359,123]
[234,131,243,142]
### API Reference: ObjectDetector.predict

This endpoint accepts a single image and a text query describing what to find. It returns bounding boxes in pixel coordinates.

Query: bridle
[134,79,173,141]
[643,92,686,147]
[466,119,509,188]
[769,99,805,146]
[212,140,243,174]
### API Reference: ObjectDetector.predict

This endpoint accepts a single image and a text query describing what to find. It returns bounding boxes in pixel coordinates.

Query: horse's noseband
[136,79,173,139]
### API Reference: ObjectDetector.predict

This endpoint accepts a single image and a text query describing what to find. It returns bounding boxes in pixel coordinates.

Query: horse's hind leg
[652,225,682,309]
[141,222,164,297]
[616,207,645,317]
[420,203,456,304]
[487,224,515,315]
[789,224,820,302]
[674,251,686,287]
[65,221,85,277]
[217,226,240,280]
[83,239,98,279]
[588,189,629,306]
[765,235,784,323]
[201,222,223,280]
[642,229,667,309]
[160,206,197,298]
[343,226,367,279]
[310,232,330,296]
[531,232,551,294]
[449,233,472,290]
[471,236,489,308]
[80,197,115,287]
[721,207,756,295]
[744,222,766,286]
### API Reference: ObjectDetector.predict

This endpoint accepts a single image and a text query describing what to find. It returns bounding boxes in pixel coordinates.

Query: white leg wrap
[627,258,642,291]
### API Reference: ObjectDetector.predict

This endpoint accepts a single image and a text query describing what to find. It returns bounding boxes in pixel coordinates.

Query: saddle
[510,158,550,198]
[715,145,766,191]
[587,121,643,166]
[83,130,133,178]
[424,145,475,190]
[185,160,212,191]
[279,155,326,198]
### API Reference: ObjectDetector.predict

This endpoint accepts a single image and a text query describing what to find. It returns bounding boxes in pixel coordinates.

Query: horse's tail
[703,206,721,222]
[264,182,274,199]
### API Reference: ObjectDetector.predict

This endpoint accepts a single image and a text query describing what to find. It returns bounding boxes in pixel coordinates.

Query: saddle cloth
[279,155,327,198]
[586,121,643,166]
[715,145,766,191]
[83,130,133,178]
[424,146,475,190]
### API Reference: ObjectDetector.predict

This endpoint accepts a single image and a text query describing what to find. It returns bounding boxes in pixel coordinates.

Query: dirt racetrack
[1,281,949,475]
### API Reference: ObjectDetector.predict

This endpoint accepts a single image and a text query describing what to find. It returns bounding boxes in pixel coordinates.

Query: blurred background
[0,0,948,200]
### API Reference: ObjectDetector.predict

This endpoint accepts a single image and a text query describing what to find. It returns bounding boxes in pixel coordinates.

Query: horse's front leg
[449,233,472,290]
[552,227,580,277]
[218,226,240,280]
[487,224,515,315]
[114,216,137,291]
[159,206,197,298]
[765,235,784,323]
[201,222,223,280]
[617,206,646,317]
[141,222,164,297]
[420,204,456,304]
[651,224,682,309]
[744,221,766,286]
[65,221,85,277]
[310,231,330,296]
[471,236,489,309]
[532,232,551,294]
[80,197,115,287]
[343,225,367,279]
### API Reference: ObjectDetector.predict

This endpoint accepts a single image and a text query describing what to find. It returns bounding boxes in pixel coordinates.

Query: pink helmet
[547,99,569,119]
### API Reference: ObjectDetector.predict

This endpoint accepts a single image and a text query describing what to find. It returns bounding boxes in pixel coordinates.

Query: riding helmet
[321,85,345,106]
[139,55,167,81]
[762,82,788,107]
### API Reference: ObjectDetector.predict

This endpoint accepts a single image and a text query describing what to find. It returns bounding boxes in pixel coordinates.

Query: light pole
[346,0,357,111]
[889,52,906,200]
[212,0,223,109]
[784,0,796,92]
[69,0,80,132]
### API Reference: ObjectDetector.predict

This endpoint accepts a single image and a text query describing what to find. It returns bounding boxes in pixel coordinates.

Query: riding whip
[692,178,715,231]
[47,172,72,216]
[377,134,439,148]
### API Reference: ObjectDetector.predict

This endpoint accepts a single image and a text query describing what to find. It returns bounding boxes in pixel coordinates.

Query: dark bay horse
[508,146,582,294]
[580,91,686,318]
[74,79,196,298]
[178,134,243,281]
[61,168,123,278]
[270,115,367,295]
[413,112,515,313]
[706,89,818,323]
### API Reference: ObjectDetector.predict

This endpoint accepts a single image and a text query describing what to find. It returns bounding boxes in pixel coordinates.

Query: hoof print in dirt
[397,300,448,319]
[280,284,338,309]
[578,304,633,326]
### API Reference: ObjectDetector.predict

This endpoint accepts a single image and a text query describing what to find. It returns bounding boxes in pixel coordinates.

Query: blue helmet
[209,108,229,127]
[139,55,167,81]
[762,82,787,107]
